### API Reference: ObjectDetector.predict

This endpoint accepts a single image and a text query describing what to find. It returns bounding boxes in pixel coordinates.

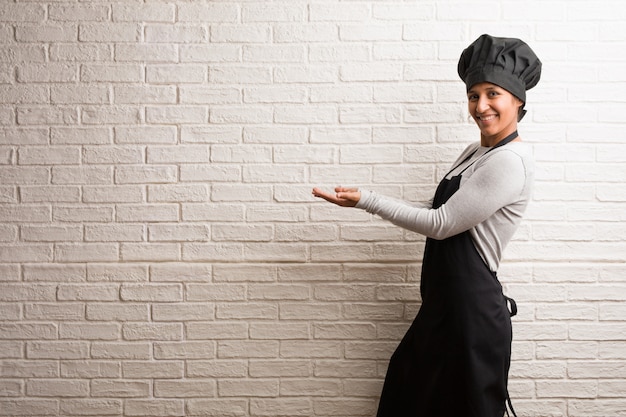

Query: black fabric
[376,137,518,417]
[457,34,542,104]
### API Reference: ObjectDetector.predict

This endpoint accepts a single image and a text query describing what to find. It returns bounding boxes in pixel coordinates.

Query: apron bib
[376,132,519,417]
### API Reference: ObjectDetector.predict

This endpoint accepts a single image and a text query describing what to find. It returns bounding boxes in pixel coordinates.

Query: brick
[121,283,182,302]
[115,165,177,184]
[23,264,85,281]
[181,45,240,64]
[51,85,110,104]
[91,342,151,360]
[16,25,77,42]
[280,341,342,359]
[91,380,150,398]
[314,360,378,378]
[180,86,241,105]
[124,400,184,417]
[243,45,306,63]
[0,85,48,104]
[57,284,119,302]
[0,264,21,282]
[0,244,52,263]
[186,322,248,340]
[212,224,273,242]
[60,399,122,416]
[146,65,207,83]
[243,3,306,22]
[313,398,377,416]
[150,263,212,283]
[147,145,209,164]
[85,223,145,243]
[219,379,278,397]
[213,264,276,283]
[154,341,216,359]
[274,65,337,83]
[187,399,247,417]
[0,399,58,416]
[250,323,309,340]
[0,379,21,396]
[55,243,118,262]
[123,361,184,378]
[274,24,337,43]
[210,106,273,124]
[116,126,177,144]
[116,204,179,222]
[218,340,279,359]
[120,243,180,261]
[123,323,182,341]
[0,128,48,145]
[148,184,208,203]
[280,378,341,396]
[146,24,208,43]
[62,359,121,378]
[52,166,112,185]
[179,243,239,263]
[0,303,20,320]
[155,379,216,398]
[17,106,79,125]
[83,185,145,203]
[250,398,313,417]
[59,323,120,340]
[27,379,89,397]
[87,264,148,282]
[26,342,89,359]
[112,3,175,22]
[49,43,112,62]
[0,360,58,377]
[210,66,272,84]
[0,4,46,22]
[115,44,178,63]
[310,44,370,63]
[52,205,114,222]
[50,4,109,22]
[310,3,370,21]
[186,360,247,379]
[149,224,209,242]
[79,23,142,42]
[115,85,177,105]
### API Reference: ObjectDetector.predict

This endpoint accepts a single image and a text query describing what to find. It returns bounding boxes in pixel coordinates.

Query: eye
[468,93,479,101]
[488,90,499,97]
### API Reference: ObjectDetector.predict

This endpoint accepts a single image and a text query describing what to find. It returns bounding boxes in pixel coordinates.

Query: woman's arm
[355,150,527,239]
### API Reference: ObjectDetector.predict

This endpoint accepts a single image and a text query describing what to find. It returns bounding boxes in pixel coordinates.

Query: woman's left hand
[312,186,361,207]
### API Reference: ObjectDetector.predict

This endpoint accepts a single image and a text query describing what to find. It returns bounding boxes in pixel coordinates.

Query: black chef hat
[457,34,542,107]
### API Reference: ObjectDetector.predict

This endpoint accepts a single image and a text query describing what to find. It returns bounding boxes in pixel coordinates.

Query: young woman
[313,34,541,417]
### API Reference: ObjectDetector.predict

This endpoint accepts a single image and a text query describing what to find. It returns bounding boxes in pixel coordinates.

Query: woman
[313,34,541,417]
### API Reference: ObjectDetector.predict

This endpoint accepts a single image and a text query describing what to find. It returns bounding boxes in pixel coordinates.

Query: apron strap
[504,295,518,417]
[505,296,517,317]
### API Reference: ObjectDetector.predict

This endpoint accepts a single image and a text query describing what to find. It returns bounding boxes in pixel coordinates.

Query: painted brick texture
[1,1,625,417]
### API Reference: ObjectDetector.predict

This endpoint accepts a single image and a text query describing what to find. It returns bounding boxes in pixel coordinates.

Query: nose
[475,94,490,113]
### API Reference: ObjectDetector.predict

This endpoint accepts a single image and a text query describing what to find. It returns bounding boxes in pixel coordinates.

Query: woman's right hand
[312,186,361,207]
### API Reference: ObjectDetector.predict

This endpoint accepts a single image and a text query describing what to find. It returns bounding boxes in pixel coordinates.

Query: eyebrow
[467,86,499,95]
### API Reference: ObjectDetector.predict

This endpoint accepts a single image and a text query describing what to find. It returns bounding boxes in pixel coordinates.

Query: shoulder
[477,143,534,192]
[484,143,533,170]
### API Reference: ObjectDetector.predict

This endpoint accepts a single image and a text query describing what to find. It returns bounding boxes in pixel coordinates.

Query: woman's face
[467,82,523,144]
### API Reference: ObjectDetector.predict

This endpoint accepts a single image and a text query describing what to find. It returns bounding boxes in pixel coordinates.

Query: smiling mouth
[478,114,497,121]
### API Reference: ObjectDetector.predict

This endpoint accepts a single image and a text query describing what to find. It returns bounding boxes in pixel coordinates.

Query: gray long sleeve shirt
[356,141,534,271]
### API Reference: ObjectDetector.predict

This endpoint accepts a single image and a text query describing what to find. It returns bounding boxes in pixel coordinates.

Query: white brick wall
[0,1,625,416]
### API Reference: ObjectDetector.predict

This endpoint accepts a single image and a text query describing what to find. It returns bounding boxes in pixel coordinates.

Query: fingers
[335,186,358,193]
[312,186,360,207]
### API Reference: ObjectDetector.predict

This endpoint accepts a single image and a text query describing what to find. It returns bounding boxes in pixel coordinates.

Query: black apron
[376,132,519,417]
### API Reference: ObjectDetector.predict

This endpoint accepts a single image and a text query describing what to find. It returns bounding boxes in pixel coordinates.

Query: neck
[481,129,521,147]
